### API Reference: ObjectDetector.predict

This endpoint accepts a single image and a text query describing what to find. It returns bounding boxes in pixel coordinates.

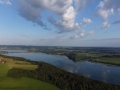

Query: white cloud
[99,0,120,12]
[80,18,92,26]
[17,0,81,32]
[98,1,104,8]
[18,0,47,28]
[0,0,11,5]
[110,8,114,14]
[98,9,110,30]
[98,9,108,22]
[17,0,93,33]
[83,18,92,24]
[55,6,80,33]
[80,30,85,37]
[70,34,79,39]
[62,6,76,28]
[74,0,92,12]
[98,0,120,30]
[102,21,110,30]
[6,0,11,5]
[69,29,94,39]
[89,30,94,35]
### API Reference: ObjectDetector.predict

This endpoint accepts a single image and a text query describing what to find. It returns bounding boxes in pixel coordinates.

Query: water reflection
[3,52,120,85]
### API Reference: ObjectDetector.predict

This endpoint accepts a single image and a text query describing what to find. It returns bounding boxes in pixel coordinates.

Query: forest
[7,61,120,90]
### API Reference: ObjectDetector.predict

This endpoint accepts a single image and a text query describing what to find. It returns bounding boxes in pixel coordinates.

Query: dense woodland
[7,59,120,90]
[0,46,120,89]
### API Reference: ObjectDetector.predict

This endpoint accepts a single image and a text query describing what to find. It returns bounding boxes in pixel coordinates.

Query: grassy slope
[0,56,37,70]
[0,57,60,90]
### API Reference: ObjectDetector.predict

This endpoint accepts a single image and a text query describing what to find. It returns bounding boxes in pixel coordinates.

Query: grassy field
[95,57,120,65]
[76,53,87,58]
[0,56,60,90]
[72,53,120,66]
[0,56,37,70]
[76,53,100,59]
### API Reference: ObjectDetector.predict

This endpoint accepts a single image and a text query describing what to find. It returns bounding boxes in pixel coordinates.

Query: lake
[3,50,120,85]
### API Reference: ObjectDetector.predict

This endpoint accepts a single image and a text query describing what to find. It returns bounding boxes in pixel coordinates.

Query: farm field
[93,57,120,65]
[0,56,60,90]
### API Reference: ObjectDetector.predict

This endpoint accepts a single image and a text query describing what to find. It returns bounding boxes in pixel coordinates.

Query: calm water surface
[3,50,120,85]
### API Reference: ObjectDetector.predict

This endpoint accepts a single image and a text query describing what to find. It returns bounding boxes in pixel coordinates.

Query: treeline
[0,54,37,65]
[92,60,120,66]
[67,53,91,62]
[102,55,120,58]
[67,53,77,61]
[0,54,27,61]
[7,62,120,90]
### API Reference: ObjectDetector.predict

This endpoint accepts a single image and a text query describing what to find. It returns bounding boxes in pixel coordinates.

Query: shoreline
[0,54,120,89]
[3,50,120,67]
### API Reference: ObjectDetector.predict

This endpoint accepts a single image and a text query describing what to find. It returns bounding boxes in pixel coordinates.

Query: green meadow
[94,57,120,65]
[0,56,60,90]
[73,53,120,66]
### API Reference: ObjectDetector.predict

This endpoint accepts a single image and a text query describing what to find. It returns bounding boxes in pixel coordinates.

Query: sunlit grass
[0,77,60,90]
[98,57,120,64]
[0,56,60,90]
[0,56,37,70]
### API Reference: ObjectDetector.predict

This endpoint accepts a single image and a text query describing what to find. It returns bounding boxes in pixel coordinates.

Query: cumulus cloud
[69,30,94,39]
[48,5,80,33]
[74,0,92,12]
[0,0,11,5]
[83,18,92,24]
[17,0,48,29]
[101,20,110,30]
[16,0,93,33]
[98,9,108,22]
[98,0,120,11]
[80,18,92,26]
[17,0,79,32]
[98,0,120,30]
[80,30,85,37]
[89,30,94,35]
[70,34,78,39]
[70,30,85,39]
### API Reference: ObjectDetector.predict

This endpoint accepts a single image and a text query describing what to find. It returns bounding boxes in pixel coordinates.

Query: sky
[0,0,120,47]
